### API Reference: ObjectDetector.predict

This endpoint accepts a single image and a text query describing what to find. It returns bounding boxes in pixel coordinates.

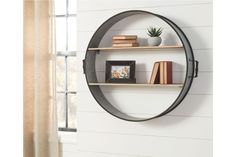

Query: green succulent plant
[147,27,163,37]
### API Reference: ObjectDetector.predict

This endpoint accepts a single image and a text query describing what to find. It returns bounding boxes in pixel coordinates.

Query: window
[55,0,77,132]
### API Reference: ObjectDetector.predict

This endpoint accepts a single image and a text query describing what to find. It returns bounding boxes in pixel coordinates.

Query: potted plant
[147,27,163,46]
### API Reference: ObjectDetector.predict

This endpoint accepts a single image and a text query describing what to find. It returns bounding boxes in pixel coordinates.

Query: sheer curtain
[24,0,58,157]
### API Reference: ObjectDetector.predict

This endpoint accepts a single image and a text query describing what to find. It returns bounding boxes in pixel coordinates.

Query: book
[112,43,139,47]
[149,62,160,84]
[164,61,172,84]
[112,39,137,44]
[164,62,167,84]
[112,35,137,40]
[159,61,164,84]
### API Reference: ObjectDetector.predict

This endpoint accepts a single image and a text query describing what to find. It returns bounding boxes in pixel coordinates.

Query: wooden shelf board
[89,83,183,87]
[88,45,183,51]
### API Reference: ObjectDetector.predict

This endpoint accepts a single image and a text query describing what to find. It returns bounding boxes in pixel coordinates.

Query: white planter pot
[148,37,162,46]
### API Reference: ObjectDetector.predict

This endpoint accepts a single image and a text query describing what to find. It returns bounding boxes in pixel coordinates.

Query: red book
[164,61,172,84]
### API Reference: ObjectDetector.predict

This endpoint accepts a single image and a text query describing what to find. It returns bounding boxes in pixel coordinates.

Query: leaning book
[149,62,160,84]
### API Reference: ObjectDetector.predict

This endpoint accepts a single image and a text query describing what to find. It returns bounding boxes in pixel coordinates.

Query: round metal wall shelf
[83,10,198,122]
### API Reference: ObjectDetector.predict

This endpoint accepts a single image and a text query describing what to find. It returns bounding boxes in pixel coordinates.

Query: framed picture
[105,60,136,83]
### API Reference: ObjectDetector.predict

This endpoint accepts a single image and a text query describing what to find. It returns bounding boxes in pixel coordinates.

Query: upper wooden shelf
[89,83,183,87]
[88,45,183,51]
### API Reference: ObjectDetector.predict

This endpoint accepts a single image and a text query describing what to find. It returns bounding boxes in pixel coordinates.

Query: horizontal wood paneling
[76,132,212,157]
[60,151,78,157]
[77,112,212,139]
[61,151,143,157]
[59,143,78,152]
[61,151,144,157]
[77,3,212,30]
[78,0,212,12]
[169,94,213,116]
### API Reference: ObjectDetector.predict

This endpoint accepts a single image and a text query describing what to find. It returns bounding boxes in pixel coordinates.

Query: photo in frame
[105,60,136,83]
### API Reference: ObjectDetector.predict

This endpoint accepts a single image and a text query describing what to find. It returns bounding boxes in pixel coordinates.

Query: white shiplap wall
[60,0,213,157]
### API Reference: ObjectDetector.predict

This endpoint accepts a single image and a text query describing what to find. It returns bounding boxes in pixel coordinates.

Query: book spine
[112,39,137,44]
[112,35,137,40]
[164,61,167,84]
[166,61,172,84]
[154,63,160,84]
[149,63,156,84]
[149,62,159,84]
[160,61,164,84]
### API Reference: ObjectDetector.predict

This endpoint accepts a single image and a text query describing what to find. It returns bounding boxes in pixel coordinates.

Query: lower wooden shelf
[89,83,183,87]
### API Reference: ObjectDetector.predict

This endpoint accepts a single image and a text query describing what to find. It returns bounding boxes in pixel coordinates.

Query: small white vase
[148,37,162,46]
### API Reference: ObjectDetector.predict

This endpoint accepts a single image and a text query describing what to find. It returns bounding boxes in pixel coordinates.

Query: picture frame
[105,60,136,83]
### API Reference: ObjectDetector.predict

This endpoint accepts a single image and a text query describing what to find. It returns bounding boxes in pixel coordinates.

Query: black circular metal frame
[83,10,198,122]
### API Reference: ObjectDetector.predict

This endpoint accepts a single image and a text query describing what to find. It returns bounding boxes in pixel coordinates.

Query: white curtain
[24,0,59,157]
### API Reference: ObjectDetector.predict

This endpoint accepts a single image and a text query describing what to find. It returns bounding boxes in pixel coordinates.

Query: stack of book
[112,35,139,47]
[149,61,173,84]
